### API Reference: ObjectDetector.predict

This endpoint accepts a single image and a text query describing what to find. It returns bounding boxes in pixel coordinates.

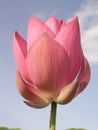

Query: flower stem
[49,102,57,130]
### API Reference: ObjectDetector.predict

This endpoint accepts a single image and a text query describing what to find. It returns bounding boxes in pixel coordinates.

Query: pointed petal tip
[47,16,57,21]
[13,31,18,39]
[66,16,79,27]
[74,16,79,24]
[15,30,18,34]
[13,29,28,78]
[27,16,55,50]
[45,16,60,35]
[13,31,24,43]
[74,16,78,21]
[69,16,79,25]
[29,16,39,23]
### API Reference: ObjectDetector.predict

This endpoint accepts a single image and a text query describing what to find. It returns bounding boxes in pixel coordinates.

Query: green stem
[49,102,57,130]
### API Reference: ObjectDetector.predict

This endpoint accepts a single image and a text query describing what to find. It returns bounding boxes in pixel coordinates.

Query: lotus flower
[13,16,91,108]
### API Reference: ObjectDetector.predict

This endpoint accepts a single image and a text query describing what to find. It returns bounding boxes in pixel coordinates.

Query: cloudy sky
[0,0,98,130]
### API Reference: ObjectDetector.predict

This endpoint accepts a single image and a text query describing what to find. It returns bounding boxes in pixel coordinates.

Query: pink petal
[16,71,49,108]
[24,101,49,109]
[56,80,79,104]
[26,33,70,96]
[45,16,60,35]
[59,20,66,29]
[13,32,29,80]
[76,57,91,94]
[56,17,83,82]
[56,57,91,104]
[27,17,55,51]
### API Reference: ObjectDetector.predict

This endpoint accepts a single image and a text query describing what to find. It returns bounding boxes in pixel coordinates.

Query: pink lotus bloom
[13,16,91,108]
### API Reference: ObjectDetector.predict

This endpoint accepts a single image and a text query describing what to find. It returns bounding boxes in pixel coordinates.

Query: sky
[0,0,98,130]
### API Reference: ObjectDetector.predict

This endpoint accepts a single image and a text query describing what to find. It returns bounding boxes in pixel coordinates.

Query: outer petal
[24,101,49,109]
[76,57,91,94]
[26,33,70,96]
[16,71,49,108]
[27,17,55,50]
[59,20,66,29]
[45,16,60,35]
[56,57,91,104]
[56,80,79,104]
[56,17,83,82]
[13,32,29,80]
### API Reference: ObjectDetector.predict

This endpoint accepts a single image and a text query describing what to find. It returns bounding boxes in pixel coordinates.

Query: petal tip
[69,16,79,26]
[13,31,23,43]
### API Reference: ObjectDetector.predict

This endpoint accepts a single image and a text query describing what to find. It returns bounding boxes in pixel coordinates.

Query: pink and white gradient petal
[45,16,60,35]
[26,33,70,96]
[76,57,91,95]
[56,80,79,104]
[56,17,83,82]
[27,16,55,50]
[13,32,29,80]
[16,71,49,108]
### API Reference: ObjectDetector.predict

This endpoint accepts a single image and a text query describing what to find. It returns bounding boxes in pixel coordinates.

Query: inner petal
[26,34,70,95]
[27,17,55,51]
[45,16,60,35]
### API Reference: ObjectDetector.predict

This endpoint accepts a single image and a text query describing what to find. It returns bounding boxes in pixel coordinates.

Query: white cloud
[74,0,98,65]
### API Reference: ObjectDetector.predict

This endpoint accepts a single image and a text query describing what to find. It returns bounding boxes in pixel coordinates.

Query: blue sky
[0,0,98,130]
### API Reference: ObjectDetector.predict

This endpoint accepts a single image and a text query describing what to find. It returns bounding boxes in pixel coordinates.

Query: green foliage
[0,127,21,130]
[0,127,9,130]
